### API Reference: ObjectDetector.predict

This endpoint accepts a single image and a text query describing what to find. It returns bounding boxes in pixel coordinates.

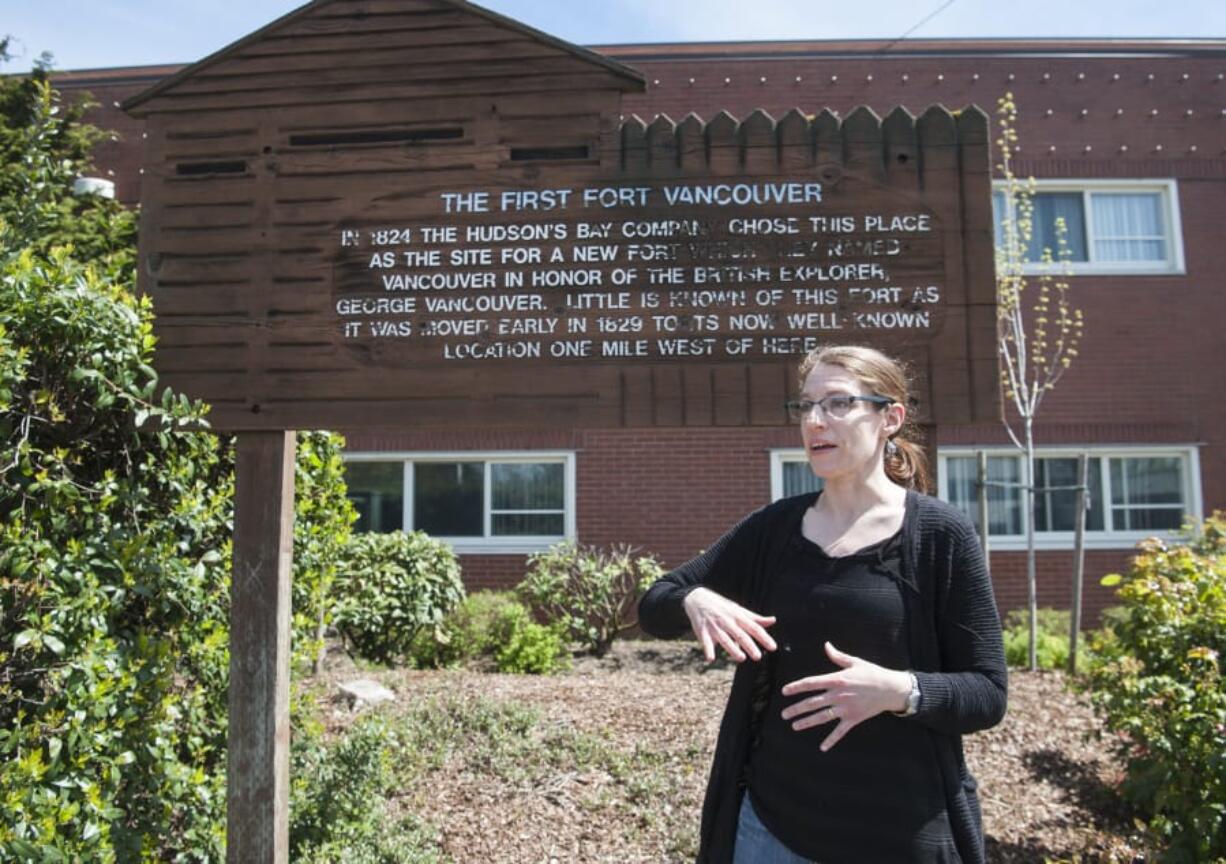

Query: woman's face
[798,362,905,483]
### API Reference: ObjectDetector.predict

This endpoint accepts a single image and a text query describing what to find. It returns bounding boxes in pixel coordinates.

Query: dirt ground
[316,639,1145,863]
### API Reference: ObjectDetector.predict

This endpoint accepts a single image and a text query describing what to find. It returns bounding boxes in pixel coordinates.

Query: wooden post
[1068,452,1089,674]
[228,431,296,864]
[977,451,991,558]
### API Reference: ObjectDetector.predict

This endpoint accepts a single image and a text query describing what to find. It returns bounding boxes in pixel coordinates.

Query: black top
[747,525,960,862]
[638,491,1008,864]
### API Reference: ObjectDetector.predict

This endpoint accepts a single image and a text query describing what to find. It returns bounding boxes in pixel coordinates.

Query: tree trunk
[1024,419,1038,671]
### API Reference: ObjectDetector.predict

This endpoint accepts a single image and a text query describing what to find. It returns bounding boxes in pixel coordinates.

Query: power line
[876,0,959,54]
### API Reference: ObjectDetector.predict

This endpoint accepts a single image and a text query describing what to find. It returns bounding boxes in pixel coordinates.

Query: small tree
[0,61,137,272]
[994,93,1084,670]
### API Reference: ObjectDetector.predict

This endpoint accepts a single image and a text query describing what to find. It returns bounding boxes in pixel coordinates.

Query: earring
[885,439,899,457]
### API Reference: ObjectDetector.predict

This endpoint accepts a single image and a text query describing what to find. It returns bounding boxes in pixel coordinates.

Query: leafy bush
[416,589,522,666]
[335,531,465,665]
[0,73,358,859]
[490,604,569,675]
[1,72,137,277]
[410,590,569,674]
[519,542,664,656]
[1002,607,1071,670]
[1085,514,1226,861]
[292,431,357,673]
[0,243,235,860]
[291,712,442,863]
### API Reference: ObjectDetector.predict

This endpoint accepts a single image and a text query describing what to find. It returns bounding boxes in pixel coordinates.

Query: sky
[4,0,1226,73]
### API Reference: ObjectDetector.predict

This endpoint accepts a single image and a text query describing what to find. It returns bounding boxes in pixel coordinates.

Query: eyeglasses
[784,395,895,423]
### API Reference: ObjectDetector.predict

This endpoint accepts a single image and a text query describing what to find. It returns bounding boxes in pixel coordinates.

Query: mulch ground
[315,640,1145,863]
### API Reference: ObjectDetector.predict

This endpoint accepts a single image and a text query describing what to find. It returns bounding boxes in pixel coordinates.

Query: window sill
[439,538,568,556]
[1019,264,1184,277]
[978,531,1187,552]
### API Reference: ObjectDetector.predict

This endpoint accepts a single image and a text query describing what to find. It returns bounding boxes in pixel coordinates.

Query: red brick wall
[358,427,1136,625]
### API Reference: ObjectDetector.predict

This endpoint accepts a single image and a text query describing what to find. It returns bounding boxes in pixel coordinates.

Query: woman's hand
[682,587,777,663]
[780,642,912,751]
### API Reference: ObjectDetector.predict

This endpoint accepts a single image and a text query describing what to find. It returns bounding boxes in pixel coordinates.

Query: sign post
[227,432,296,863]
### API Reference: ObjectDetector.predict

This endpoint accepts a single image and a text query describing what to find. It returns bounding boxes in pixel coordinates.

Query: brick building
[48,24,1226,623]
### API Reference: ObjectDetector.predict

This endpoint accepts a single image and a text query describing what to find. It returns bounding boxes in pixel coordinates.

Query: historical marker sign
[335,177,940,358]
[129,103,994,433]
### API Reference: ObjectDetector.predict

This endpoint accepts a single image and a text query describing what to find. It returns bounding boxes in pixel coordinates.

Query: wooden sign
[122,2,995,435]
[131,107,995,431]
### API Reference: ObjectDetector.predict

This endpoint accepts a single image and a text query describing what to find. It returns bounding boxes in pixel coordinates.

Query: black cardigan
[638,491,1008,864]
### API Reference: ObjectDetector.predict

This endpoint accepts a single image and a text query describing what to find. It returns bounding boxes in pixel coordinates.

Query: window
[992,180,1183,275]
[938,447,1200,549]
[343,452,575,553]
[770,450,824,500]
[346,461,404,533]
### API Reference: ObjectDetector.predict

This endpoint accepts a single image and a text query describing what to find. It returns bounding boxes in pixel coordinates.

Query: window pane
[1110,457,1183,505]
[491,463,563,510]
[1028,193,1087,262]
[1092,193,1166,262]
[345,462,403,533]
[1112,506,1184,532]
[414,462,483,536]
[1109,457,1185,532]
[992,190,1007,249]
[945,456,1023,535]
[1034,457,1105,532]
[783,461,824,497]
[492,513,565,536]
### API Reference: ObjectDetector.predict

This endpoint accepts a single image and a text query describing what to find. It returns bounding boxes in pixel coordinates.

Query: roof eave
[123,0,645,117]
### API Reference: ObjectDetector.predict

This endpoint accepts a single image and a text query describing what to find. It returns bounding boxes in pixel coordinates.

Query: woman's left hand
[780,641,912,752]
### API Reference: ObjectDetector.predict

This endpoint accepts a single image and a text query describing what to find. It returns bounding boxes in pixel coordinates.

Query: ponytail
[885,434,931,493]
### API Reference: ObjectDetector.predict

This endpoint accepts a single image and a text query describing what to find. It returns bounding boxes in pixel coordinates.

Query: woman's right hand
[682,587,777,663]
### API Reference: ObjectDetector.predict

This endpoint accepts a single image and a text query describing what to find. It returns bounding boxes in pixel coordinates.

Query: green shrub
[292,431,358,673]
[411,590,568,674]
[519,542,664,656]
[335,531,464,665]
[0,247,234,861]
[0,72,137,275]
[1086,514,1226,861]
[1002,607,1071,669]
[0,74,359,859]
[291,712,442,863]
[490,603,570,675]
[410,589,515,667]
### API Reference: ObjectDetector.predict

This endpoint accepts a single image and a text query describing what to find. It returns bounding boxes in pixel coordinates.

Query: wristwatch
[894,671,921,717]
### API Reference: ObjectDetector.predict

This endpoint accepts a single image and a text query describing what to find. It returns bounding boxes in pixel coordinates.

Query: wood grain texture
[131,1,996,434]
[227,431,296,864]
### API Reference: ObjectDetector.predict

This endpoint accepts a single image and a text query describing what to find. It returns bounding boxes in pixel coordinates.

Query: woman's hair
[797,344,931,493]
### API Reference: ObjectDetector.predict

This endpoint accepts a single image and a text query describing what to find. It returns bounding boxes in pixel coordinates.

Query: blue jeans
[733,794,815,864]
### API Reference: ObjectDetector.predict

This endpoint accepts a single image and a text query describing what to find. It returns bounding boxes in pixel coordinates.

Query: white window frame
[992,179,1185,276]
[937,445,1202,550]
[769,449,824,501]
[343,450,576,554]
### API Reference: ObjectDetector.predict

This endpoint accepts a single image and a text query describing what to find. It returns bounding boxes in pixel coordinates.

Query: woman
[639,345,1007,864]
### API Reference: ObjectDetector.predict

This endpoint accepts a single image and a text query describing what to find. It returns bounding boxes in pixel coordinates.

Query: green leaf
[43,634,65,655]
[13,629,39,650]
[1100,573,1123,587]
